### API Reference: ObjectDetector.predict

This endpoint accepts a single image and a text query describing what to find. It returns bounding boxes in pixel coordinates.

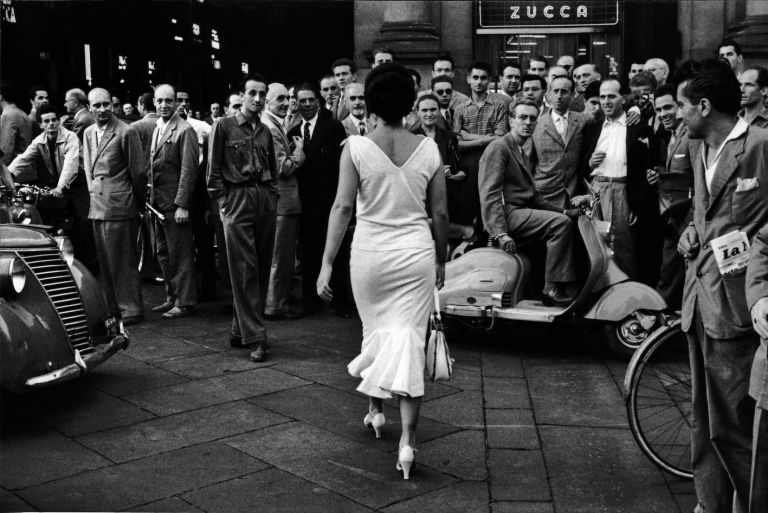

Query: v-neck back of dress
[348,135,440,251]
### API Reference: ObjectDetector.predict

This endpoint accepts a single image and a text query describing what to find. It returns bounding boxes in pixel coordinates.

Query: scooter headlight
[0,256,27,296]
[54,235,75,266]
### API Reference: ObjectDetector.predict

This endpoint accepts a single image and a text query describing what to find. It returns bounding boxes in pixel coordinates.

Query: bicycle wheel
[625,324,693,479]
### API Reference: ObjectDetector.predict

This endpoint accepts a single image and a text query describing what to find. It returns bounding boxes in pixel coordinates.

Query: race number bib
[710,230,750,276]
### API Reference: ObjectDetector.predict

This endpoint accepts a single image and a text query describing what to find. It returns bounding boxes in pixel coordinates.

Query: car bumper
[24,334,129,389]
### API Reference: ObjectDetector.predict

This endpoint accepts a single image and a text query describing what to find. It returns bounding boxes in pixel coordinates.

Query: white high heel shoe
[396,445,415,480]
[363,410,385,439]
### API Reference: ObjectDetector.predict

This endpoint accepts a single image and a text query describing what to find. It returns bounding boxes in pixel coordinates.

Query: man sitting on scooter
[479,99,580,306]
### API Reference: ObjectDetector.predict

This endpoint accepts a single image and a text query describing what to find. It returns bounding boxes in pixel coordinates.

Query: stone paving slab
[492,501,555,513]
[420,390,484,429]
[0,487,34,511]
[225,421,457,510]
[154,351,269,379]
[122,367,310,415]
[486,408,539,449]
[483,377,532,409]
[488,449,551,502]
[182,468,371,513]
[525,361,628,427]
[482,348,525,378]
[122,333,219,364]
[250,383,459,448]
[76,400,290,463]
[0,424,112,490]
[540,425,680,512]
[130,496,206,512]
[17,442,267,511]
[416,430,488,480]
[381,481,489,513]
[84,353,190,396]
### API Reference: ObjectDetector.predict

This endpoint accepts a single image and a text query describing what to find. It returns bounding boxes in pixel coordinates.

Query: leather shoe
[161,306,195,319]
[249,343,269,362]
[122,315,144,326]
[542,288,574,307]
[151,301,175,313]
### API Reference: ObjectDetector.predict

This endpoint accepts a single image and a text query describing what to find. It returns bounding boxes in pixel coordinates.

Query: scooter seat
[441,248,531,309]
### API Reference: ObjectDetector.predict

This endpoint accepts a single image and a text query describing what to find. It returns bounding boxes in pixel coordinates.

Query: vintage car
[0,219,129,392]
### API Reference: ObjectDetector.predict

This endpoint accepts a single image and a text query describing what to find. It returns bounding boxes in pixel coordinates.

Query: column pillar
[365,1,445,64]
[725,0,768,66]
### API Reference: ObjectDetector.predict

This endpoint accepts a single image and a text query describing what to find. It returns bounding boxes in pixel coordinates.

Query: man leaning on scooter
[478,98,580,306]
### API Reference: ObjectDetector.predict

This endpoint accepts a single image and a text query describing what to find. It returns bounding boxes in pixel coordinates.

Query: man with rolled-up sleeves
[207,73,278,363]
[83,87,145,325]
[148,84,199,319]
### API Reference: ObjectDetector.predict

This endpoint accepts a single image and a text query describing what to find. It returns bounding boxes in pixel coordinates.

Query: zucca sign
[478,0,619,29]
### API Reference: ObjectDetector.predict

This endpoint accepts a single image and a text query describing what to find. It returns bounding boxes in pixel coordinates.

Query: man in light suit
[746,224,768,513]
[330,58,357,121]
[529,76,592,209]
[287,83,348,316]
[148,84,199,319]
[262,83,305,319]
[583,78,653,282]
[479,99,579,306]
[83,87,145,325]
[340,83,373,137]
[677,61,768,513]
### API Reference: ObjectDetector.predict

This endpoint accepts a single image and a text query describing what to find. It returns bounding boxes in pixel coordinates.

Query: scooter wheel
[603,316,652,361]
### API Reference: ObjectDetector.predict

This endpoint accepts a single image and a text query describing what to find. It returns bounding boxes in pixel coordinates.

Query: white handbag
[426,288,454,381]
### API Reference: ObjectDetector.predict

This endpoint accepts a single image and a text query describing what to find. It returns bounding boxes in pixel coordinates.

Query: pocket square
[736,177,759,192]
[639,137,649,146]
[673,154,686,159]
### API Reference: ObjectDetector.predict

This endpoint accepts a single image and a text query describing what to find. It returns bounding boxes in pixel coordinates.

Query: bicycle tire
[625,323,693,479]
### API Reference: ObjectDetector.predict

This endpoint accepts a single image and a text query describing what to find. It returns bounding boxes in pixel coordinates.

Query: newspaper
[710,230,750,276]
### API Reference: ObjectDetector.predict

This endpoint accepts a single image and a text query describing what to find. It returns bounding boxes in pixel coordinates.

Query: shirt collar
[551,110,569,122]
[602,112,627,128]
[303,113,319,127]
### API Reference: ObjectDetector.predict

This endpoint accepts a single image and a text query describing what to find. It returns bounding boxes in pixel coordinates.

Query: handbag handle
[433,288,441,321]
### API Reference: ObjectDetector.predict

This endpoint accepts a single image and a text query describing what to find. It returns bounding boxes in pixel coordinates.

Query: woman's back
[348,133,440,251]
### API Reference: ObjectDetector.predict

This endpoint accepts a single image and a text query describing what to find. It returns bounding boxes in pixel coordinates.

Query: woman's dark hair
[683,59,741,116]
[365,63,417,124]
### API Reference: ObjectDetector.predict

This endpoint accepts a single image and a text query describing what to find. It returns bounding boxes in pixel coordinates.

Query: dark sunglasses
[434,88,452,95]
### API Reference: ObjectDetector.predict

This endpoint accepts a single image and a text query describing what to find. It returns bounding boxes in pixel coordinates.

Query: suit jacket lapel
[153,117,178,160]
[93,118,116,163]
[563,113,579,148]
[707,135,746,214]
[509,136,533,177]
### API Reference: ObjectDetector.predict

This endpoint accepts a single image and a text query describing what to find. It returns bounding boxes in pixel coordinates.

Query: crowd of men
[1,39,768,512]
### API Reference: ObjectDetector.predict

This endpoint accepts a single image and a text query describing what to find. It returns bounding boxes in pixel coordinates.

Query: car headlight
[0,256,27,296]
[54,235,75,266]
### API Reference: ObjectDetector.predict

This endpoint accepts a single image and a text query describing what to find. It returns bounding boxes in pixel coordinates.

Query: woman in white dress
[317,64,449,480]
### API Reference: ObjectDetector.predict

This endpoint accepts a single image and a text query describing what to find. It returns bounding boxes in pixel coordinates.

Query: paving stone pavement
[0,285,695,512]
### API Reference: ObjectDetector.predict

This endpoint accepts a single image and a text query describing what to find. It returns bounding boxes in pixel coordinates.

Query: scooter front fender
[582,282,667,321]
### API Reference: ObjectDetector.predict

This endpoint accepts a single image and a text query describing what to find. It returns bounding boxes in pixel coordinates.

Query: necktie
[303,121,311,146]
[358,121,366,136]
[555,116,567,139]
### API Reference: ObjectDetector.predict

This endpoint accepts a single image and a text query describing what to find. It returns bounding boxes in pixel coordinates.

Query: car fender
[68,258,109,339]
[582,282,668,321]
[0,301,75,392]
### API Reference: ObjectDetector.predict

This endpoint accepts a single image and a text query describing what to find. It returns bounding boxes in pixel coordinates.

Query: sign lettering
[479,1,619,29]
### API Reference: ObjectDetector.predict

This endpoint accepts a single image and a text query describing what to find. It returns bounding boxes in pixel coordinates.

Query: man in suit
[262,83,305,319]
[27,84,49,137]
[319,75,339,118]
[645,83,697,308]
[746,224,768,513]
[583,78,652,282]
[83,87,145,325]
[519,74,547,115]
[571,64,601,113]
[131,92,159,169]
[284,86,301,133]
[287,82,347,316]
[529,76,592,209]
[0,81,32,167]
[677,61,768,513]
[431,56,470,107]
[340,83,373,137]
[147,84,199,319]
[208,73,278,362]
[497,62,522,102]
[330,58,357,121]
[479,99,579,306]
[61,87,98,273]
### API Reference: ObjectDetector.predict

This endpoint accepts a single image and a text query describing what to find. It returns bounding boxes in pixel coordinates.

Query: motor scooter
[438,195,672,360]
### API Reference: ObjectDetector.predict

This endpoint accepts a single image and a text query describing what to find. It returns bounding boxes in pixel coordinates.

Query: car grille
[17,248,94,356]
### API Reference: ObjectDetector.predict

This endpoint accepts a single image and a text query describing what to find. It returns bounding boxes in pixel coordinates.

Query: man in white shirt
[584,78,653,280]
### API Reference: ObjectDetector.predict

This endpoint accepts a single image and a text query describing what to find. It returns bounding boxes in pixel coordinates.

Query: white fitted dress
[346,135,440,399]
